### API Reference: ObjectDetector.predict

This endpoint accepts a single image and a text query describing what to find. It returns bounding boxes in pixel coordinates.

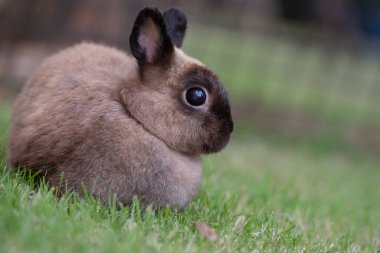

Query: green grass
[1,103,380,252]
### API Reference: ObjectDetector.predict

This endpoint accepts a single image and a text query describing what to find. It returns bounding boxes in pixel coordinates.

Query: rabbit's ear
[130,7,174,67]
[163,8,187,48]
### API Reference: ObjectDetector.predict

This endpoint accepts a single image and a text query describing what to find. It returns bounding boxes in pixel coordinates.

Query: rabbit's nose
[224,113,234,133]
[221,117,233,136]
[227,119,234,133]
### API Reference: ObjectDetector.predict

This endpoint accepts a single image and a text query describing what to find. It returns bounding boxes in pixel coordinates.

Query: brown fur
[7,7,232,209]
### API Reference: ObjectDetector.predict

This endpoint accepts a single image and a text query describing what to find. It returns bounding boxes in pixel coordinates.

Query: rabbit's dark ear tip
[163,8,187,48]
[163,8,187,20]
[163,8,187,30]
[137,7,161,19]
[133,7,164,28]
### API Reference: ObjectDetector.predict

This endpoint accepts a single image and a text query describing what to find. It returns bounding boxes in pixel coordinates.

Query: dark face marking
[174,65,234,153]
[174,66,217,115]
[210,89,234,133]
[182,67,216,94]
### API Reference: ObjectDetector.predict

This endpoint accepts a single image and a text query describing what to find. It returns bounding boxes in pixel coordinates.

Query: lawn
[1,103,380,252]
[1,26,380,252]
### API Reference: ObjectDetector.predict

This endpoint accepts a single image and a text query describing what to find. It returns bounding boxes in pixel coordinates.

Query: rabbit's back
[7,43,137,173]
[15,42,135,109]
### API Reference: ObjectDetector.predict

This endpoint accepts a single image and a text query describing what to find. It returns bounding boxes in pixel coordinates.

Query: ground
[1,103,380,252]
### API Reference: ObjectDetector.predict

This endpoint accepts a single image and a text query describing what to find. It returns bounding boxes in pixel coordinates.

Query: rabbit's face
[123,7,233,154]
[168,53,233,153]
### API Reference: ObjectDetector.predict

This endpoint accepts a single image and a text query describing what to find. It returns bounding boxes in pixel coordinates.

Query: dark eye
[185,87,207,106]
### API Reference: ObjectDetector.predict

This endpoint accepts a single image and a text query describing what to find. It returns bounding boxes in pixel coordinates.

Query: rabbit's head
[122,7,233,154]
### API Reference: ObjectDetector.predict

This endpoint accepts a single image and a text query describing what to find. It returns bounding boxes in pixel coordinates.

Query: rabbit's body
[8,8,232,209]
[8,43,202,208]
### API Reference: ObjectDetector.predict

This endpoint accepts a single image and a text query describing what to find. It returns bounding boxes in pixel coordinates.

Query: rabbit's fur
[7,7,233,209]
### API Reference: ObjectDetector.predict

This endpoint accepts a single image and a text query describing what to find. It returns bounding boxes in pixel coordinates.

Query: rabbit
[7,7,233,209]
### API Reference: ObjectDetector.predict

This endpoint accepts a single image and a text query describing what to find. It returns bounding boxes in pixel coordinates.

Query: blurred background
[1,0,379,160]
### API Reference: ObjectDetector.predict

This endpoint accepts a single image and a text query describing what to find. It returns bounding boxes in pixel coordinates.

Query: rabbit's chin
[202,140,229,154]
[201,134,232,154]
[201,122,233,154]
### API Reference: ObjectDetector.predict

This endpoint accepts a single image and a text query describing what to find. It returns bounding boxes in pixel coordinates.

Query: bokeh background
[1,1,380,251]
[1,0,379,159]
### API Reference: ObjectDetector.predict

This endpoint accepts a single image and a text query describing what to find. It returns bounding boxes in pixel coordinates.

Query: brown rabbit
[7,7,233,209]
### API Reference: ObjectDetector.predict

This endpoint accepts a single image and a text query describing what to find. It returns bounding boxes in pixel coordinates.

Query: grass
[1,26,380,252]
[1,102,380,252]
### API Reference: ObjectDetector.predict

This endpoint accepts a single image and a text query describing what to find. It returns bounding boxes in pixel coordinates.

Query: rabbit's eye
[185,87,207,106]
